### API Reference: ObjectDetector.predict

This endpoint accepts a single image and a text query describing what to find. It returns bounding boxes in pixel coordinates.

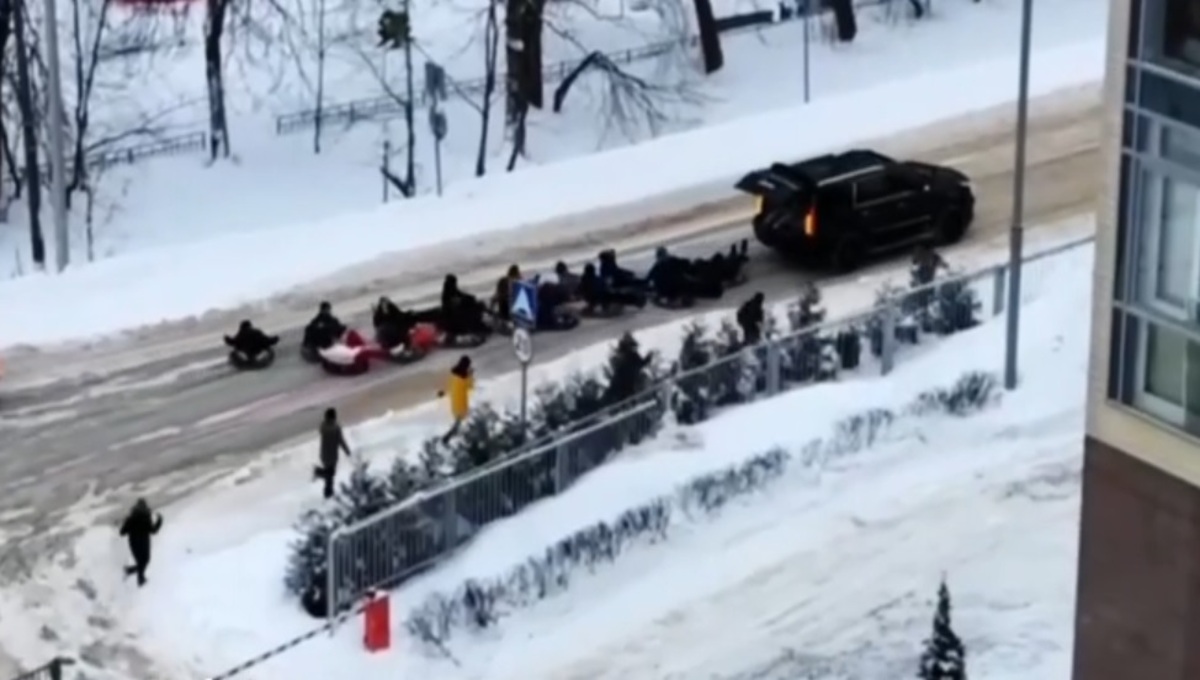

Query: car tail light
[803,207,818,238]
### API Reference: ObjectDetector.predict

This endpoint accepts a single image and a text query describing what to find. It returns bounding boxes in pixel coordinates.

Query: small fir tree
[334,459,392,525]
[785,283,838,383]
[567,373,608,421]
[388,456,434,503]
[531,381,576,436]
[284,508,338,599]
[927,275,981,336]
[918,579,967,680]
[603,333,654,407]
[449,405,504,472]
[709,319,760,406]
[673,322,714,424]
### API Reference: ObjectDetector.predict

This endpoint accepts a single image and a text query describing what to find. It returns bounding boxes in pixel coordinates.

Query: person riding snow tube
[302,301,347,362]
[440,275,494,343]
[225,320,279,370]
[690,241,749,291]
[553,261,583,301]
[373,296,420,361]
[580,263,645,317]
[535,279,581,331]
[646,247,700,308]
[598,249,647,295]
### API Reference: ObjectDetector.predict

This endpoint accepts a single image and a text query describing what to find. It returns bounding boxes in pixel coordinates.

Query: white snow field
[8,237,1089,680]
[0,0,1102,275]
[0,39,1102,351]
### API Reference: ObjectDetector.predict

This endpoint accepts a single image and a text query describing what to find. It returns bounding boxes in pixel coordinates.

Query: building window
[1134,169,1200,313]
[1133,317,1200,429]
[1136,65,1200,127]
[1163,0,1200,68]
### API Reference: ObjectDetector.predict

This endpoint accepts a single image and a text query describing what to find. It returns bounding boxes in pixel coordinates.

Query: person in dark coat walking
[119,498,163,587]
[737,292,766,345]
[313,408,353,499]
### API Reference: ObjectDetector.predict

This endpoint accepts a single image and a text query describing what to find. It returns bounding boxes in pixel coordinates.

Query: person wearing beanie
[314,407,353,499]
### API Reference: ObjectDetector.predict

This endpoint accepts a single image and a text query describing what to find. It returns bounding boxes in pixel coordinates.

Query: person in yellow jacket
[440,355,474,443]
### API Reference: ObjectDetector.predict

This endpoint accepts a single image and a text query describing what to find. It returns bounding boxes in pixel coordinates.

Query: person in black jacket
[224,320,279,366]
[313,408,353,499]
[737,292,766,345]
[646,246,693,301]
[580,263,644,313]
[120,498,163,587]
[303,301,346,350]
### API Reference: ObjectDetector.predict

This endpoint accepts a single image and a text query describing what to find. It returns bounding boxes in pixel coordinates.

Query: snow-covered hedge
[404,371,1000,646]
[283,260,983,615]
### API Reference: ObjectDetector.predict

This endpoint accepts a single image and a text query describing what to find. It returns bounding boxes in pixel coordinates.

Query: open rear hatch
[736,163,818,240]
[735,162,811,201]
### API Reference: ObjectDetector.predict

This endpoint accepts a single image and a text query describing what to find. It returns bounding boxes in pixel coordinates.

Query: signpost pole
[509,278,538,430]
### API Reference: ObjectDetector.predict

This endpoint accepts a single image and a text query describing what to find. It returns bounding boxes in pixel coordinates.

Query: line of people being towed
[223,240,750,376]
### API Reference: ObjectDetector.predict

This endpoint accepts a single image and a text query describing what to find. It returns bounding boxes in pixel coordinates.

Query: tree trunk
[503,0,524,127]
[204,0,231,159]
[402,4,415,196]
[519,0,544,109]
[475,0,499,177]
[0,0,11,216]
[12,0,43,267]
[692,0,724,74]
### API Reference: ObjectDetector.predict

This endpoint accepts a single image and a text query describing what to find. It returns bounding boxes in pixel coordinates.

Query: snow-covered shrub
[927,275,981,336]
[910,371,998,416]
[707,320,763,406]
[672,322,715,425]
[403,371,1003,646]
[866,282,919,358]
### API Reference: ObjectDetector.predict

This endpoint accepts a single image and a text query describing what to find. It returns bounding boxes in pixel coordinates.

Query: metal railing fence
[327,398,661,621]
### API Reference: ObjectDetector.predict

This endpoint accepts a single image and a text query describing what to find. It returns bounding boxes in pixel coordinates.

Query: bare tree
[369,6,415,196]
[475,0,499,177]
[204,0,232,158]
[0,0,12,217]
[552,50,703,144]
[11,0,43,267]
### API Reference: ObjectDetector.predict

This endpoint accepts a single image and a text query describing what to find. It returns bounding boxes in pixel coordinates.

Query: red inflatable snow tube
[409,323,439,352]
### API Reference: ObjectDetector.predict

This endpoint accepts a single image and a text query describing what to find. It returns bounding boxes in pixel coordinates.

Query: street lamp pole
[1003,0,1034,390]
[43,0,71,272]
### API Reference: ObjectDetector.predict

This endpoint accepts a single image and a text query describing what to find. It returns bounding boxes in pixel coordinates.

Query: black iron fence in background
[274,0,899,136]
[4,658,73,680]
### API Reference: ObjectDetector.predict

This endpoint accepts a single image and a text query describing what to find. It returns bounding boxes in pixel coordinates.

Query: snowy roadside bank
[0,41,1103,351]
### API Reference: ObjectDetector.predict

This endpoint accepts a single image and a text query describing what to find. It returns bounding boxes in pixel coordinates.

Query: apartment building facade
[1075,0,1200,674]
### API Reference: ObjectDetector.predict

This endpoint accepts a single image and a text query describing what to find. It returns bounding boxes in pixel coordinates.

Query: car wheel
[830,236,864,274]
[934,208,966,245]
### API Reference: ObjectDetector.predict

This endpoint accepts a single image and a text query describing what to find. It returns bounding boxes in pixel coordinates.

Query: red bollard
[363,590,391,652]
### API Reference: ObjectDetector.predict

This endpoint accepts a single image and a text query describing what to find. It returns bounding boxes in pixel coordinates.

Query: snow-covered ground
[0,0,1103,277]
[0,38,1102,351]
[0,233,1089,679]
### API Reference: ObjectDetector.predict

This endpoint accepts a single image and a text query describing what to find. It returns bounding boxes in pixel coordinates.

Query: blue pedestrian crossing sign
[510,279,538,328]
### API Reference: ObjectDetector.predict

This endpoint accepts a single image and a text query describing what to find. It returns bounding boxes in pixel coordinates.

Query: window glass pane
[1163,124,1200,166]
[1187,338,1200,418]
[1162,0,1200,69]
[1138,171,1200,309]
[1146,322,1186,405]
[1139,67,1200,127]
[853,176,890,203]
[1158,177,1198,305]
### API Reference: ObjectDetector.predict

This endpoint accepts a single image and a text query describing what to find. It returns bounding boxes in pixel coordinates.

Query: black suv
[736,149,974,272]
